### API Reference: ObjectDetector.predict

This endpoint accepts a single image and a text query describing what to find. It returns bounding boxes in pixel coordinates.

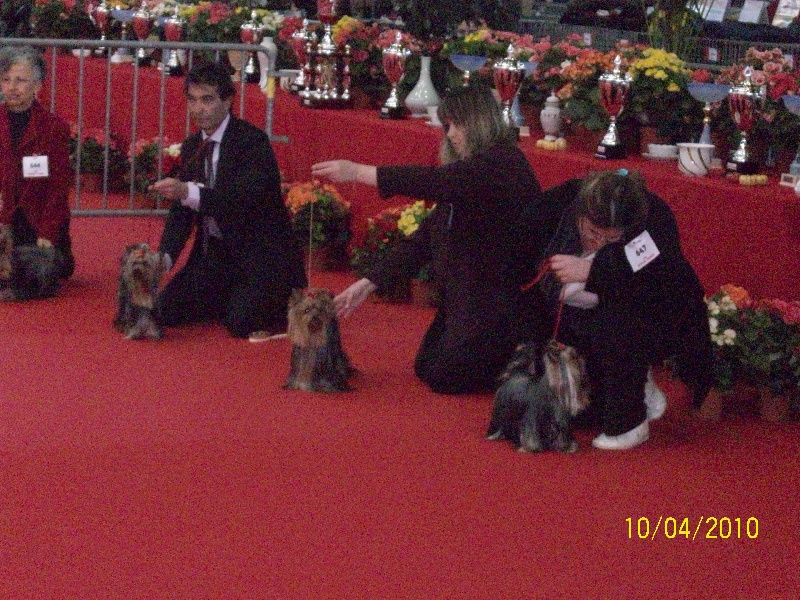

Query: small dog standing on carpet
[487,340,589,453]
[0,223,61,301]
[284,288,353,392]
[113,243,168,340]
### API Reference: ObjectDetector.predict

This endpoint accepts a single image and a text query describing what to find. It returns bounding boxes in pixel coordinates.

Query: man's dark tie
[197,139,222,250]
[199,139,216,187]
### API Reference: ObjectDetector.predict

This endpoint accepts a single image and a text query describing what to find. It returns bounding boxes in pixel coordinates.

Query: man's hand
[149,178,190,201]
[549,254,592,284]
[36,237,53,249]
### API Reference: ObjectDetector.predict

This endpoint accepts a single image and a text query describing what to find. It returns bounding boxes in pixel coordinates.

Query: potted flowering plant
[351,200,437,304]
[32,0,99,40]
[128,136,181,194]
[705,284,800,421]
[181,1,235,44]
[397,200,438,306]
[350,205,408,301]
[627,47,702,144]
[284,180,352,271]
[69,125,128,191]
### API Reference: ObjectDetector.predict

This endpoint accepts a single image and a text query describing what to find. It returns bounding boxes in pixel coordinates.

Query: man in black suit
[150,62,306,338]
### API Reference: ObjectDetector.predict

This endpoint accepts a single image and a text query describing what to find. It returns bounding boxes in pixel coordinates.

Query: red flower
[768,72,798,101]
[691,69,712,83]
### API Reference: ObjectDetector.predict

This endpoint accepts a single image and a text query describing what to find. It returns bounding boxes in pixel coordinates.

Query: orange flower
[721,284,752,309]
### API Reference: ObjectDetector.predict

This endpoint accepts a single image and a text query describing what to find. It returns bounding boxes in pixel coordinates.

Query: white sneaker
[592,421,649,450]
[645,368,667,421]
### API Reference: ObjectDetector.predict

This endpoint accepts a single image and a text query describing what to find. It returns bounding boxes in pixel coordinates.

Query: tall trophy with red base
[162,9,184,77]
[380,32,410,119]
[726,66,763,175]
[493,44,527,130]
[131,7,154,66]
[595,55,632,160]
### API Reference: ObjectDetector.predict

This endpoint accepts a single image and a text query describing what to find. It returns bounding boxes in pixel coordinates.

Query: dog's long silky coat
[284,288,353,392]
[487,341,589,453]
[113,243,167,340]
[0,224,61,301]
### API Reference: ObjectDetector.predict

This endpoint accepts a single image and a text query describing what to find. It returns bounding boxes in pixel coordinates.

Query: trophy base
[725,159,759,175]
[163,64,183,77]
[380,105,408,120]
[594,143,626,160]
[244,71,261,85]
[303,96,354,110]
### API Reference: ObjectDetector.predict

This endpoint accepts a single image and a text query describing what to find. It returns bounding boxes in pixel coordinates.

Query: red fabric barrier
[45,56,800,300]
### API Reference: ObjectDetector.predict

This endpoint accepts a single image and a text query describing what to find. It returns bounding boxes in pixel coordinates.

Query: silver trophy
[289,19,313,93]
[493,44,527,129]
[595,55,632,160]
[131,7,154,66]
[726,67,763,175]
[380,32,410,119]
[92,1,111,56]
[240,11,265,84]
[162,9,184,77]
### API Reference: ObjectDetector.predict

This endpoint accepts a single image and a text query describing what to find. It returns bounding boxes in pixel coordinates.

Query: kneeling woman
[532,170,713,449]
[311,84,544,394]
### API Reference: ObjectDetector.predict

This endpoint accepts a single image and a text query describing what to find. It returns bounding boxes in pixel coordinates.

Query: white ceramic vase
[258,36,278,89]
[405,56,440,118]
[677,143,714,177]
[540,92,562,140]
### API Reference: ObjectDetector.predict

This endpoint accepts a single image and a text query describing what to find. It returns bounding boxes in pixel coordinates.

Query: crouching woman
[531,169,713,449]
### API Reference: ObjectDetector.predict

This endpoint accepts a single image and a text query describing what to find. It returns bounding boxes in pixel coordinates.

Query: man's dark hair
[184,61,236,100]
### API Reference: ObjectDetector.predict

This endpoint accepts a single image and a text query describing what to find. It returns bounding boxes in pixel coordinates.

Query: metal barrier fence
[519,18,800,68]
[1,36,282,216]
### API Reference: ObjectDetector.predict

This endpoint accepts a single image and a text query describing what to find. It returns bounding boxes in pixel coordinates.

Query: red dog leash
[520,258,567,342]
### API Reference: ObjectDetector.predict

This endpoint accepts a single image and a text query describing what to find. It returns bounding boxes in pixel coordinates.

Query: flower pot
[79,172,104,194]
[370,281,411,304]
[410,279,440,308]
[304,245,349,272]
[759,389,790,422]
[697,387,724,421]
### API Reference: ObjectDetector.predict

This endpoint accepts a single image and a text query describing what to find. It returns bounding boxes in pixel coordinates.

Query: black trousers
[560,299,714,436]
[11,208,74,279]
[414,309,521,394]
[156,238,290,338]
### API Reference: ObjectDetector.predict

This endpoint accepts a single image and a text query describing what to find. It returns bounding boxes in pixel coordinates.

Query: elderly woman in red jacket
[0,45,74,280]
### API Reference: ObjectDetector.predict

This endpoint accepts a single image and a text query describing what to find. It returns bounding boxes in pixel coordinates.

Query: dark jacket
[366,141,544,391]
[159,115,306,293]
[533,179,714,403]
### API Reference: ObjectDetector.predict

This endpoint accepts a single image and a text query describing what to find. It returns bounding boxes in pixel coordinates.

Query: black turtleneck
[8,108,31,147]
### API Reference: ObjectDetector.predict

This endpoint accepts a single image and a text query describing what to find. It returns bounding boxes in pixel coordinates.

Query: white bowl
[648,143,678,158]
[677,143,715,177]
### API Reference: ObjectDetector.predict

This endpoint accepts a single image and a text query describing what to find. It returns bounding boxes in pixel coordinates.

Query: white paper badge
[625,230,660,273]
[22,155,49,178]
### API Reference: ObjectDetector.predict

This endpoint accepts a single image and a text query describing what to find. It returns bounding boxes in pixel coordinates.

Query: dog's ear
[289,288,305,308]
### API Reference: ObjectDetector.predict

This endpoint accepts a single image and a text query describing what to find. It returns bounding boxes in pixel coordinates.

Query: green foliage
[32,0,99,40]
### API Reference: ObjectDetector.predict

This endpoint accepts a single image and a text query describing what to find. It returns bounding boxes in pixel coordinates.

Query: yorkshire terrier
[284,288,353,392]
[0,224,61,301]
[113,243,168,340]
[487,340,590,453]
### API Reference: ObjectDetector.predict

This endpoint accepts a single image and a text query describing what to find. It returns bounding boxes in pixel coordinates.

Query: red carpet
[0,217,798,598]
